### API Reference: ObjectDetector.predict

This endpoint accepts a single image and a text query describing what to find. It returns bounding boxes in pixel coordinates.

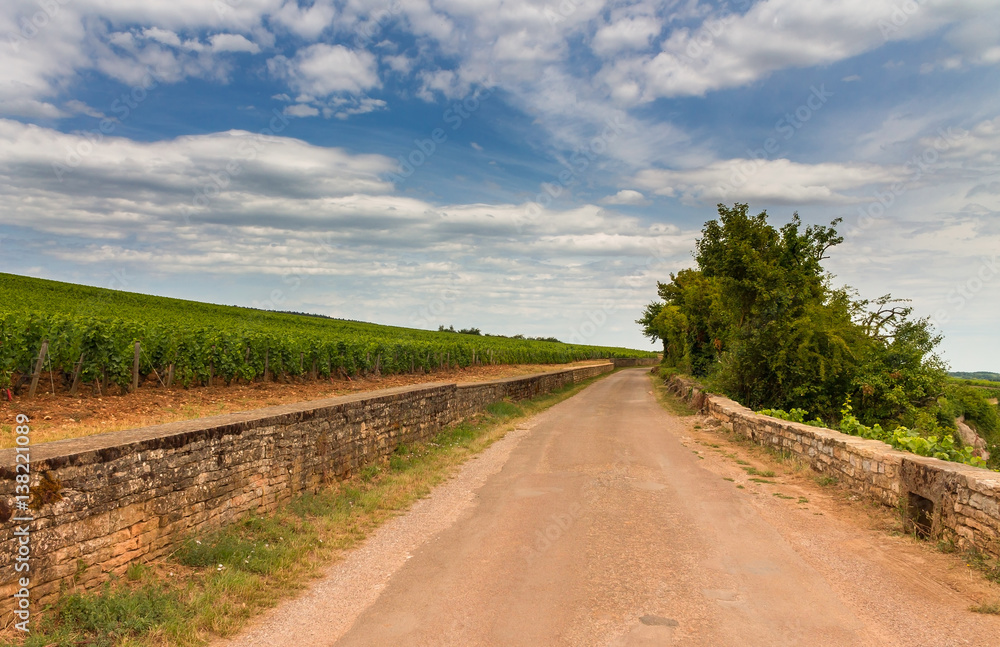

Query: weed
[649,376,697,417]
[485,400,522,419]
[964,548,1000,585]
[749,477,775,484]
[816,475,838,487]
[736,485,745,489]
[773,493,795,500]
[722,478,735,482]
[936,537,957,554]
[735,459,750,466]
[970,601,1000,615]
[744,467,776,478]
[797,497,809,504]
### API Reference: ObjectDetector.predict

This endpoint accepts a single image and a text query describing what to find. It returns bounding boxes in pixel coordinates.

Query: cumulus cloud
[268,44,379,96]
[594,0,995,101]
[271,0,337,39]
[600,189,650,205]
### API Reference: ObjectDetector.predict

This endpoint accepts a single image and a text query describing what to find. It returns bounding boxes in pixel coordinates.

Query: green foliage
[643,203,993,470]
[758,408,826,427]
[0,273,654,391]
[760,399,987,468]
[11,578,191,647]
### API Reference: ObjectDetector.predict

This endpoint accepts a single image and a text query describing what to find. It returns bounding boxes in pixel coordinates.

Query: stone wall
[666,375,1000,558]
[0,363,615,612]
[611,357,659,368]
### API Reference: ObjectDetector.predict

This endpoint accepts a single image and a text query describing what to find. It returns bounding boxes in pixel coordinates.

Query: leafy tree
[643,203,954,427]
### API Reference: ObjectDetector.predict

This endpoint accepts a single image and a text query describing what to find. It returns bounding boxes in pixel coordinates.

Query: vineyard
[0,273,654,395]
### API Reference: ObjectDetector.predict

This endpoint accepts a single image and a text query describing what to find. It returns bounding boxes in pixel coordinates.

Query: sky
[0,0,998,370]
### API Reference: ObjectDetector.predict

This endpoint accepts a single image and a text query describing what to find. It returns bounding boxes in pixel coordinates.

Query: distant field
[949,371,1000,383]
[0,273,654,393]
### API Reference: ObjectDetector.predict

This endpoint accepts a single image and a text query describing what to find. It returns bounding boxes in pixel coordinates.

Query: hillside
[950,372,1000,383]
[0,273,653,393]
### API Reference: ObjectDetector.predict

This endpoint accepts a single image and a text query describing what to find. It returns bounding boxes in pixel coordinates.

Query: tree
[643,203,949,425]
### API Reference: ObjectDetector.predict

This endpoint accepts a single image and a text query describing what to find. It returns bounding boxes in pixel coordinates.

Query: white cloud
[142,27,182,47]
[384,54,414,74]
[0,99,67,119]
[598,0,995,101]
[634,158,908,205]
[210,33,260,54]
[600,189,649,205]
[284,103,319,117]
[325,97,387,120]
[592,16,662,56]
[271,0,336,39]
[268,44,379,96]
[64,100,106,118]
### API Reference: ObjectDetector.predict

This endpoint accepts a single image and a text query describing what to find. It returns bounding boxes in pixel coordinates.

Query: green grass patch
[649,375,697,417]
[722,477,735,482]
[970,601,1000,615]
[744,467,776,478]
[816,475,839,487]
[772,493,795,500]
[749,478,775,484]
[0,374,610,647]
[965,548,1000,585]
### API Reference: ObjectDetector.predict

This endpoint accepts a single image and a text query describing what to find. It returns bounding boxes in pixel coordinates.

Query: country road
[225,368,1000,646]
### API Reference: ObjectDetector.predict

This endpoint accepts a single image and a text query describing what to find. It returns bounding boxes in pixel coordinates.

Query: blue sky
[1,0,998,370]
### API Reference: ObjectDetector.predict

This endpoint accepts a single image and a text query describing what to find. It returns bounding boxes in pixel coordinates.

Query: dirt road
[227,368,1000,646]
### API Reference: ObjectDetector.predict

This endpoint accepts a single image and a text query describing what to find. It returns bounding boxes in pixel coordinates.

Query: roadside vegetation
[639,203,999,469]
[0,374,610,646]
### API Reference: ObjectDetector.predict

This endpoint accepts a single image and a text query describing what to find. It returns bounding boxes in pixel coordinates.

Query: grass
[744,467,776,478]
[964,547,1000,586]
[970,601,1000,615]
[749,477,776,484]
[815,475,839,487]
[649,374,697,417]
[0,374,608,647]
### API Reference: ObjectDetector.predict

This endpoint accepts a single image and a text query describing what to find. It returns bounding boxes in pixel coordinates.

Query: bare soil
[0,361,606,448]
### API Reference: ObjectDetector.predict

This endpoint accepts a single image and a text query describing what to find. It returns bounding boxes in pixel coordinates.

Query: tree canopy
[639,203,962,432]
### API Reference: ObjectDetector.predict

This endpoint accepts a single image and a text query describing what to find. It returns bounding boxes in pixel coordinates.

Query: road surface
[225,368,1000,646]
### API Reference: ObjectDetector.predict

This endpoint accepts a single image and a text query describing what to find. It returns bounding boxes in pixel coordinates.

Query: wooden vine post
[27,340,48,398]
[131,341,141,392]
[69,353,85,396]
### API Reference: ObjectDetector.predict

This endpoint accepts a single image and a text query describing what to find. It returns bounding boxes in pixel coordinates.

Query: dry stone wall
[667,375,1000,558]
[611,357,659,368]
[0,363,614,612]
